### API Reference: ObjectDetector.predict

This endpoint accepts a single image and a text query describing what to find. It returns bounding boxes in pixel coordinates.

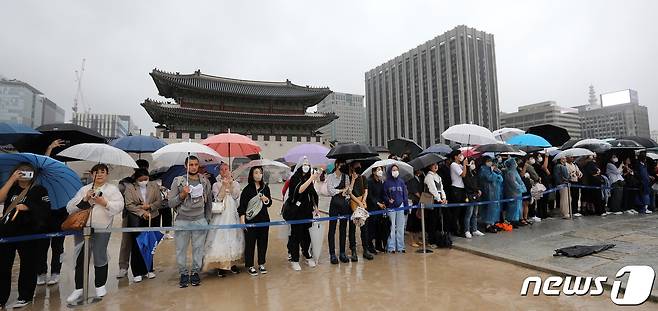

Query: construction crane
[72,58,89,115]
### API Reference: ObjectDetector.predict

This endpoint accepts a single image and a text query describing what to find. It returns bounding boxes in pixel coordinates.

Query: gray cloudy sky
[2,0,657,134]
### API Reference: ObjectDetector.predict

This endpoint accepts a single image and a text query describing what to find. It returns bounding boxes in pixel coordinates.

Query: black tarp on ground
[553,244,615,258]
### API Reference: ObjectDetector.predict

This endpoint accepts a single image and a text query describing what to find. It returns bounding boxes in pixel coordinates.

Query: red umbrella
[459,146,481,158]
[201,130,261,168]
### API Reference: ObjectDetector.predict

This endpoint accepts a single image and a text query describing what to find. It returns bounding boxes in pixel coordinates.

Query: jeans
[73,232,111,289]
[175,218,208,275]
[464,205,479,233]
[387,207,406,252]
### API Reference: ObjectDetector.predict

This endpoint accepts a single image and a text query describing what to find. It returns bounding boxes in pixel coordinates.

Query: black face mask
[338,165,348,174]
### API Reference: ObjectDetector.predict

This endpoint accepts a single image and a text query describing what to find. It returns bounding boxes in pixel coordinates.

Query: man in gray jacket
[169,156,212,288]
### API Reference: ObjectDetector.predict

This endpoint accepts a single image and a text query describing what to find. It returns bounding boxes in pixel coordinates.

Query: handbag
[212,200,225,214]
[61,198,93,231]
[349,176,365,211]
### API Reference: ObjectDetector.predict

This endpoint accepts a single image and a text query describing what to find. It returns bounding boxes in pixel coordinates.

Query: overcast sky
[2,0,657,134]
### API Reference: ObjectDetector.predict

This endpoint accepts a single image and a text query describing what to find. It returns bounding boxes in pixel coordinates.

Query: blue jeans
[387,207,406,252]
[175,218,208,274]
[464,205,479,233]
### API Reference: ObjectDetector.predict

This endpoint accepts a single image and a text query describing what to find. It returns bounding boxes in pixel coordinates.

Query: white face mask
[138,180,148,187]
[528,158,536,165]
[391,170,400,178]
[375,170,384,177]
[537,156,543,162]
[496,156,502,162]
[469,164,476,171]
[612,157,618,163]
[302,165,310,173]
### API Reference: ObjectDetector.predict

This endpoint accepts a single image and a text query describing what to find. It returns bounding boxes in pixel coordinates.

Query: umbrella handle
[10,210,19,222]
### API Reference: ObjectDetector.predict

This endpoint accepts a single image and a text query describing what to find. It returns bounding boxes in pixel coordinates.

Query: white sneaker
[11,300,31,308]
[645,210,653,214]
[291,262,302,271]
[472,230,485,237]
[117,268,128,279]
[147,272,156,279]
[306,258,317,268]
[464,232,472,239]
[95,285,107,298]
[134,276,143,283]
[531,216,542,222]
[47,273,59,285]
[164,233,174,240]
[36,274,47,285]
[66,289,83,304]
[573,213,582,217]
[613,211,623,215]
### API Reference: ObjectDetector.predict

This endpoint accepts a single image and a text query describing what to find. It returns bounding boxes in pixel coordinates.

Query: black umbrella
[408,153,446,170]
[419,144,454,156]
[15,123,106,162]
[326,143,378,160]
[560,139,582,150]
[620,136,658,148]
[474,143,519,153]
[387,138,423,158]
[527,124,571,147]
[607,139,644,150]
[346,155,381,169]
[512,144,544,153]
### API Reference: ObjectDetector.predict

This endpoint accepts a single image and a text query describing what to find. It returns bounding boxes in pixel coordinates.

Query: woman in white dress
[204,163,244,276]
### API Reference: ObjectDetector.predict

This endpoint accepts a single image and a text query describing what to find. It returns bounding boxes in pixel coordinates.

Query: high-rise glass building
[316,92,366,144]
[365,25,500,148]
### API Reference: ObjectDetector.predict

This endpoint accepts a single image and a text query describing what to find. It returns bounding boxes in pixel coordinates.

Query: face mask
[375,170,384,177]
[138,180,148,187]
[528,158,536,165]
[391,171,399,178]
[458,155,464,162]
[496,156,502,163]
[354,166,363,174]
[469,164,476,171]
[537,156,543,162]
[302,165,310,173]
[612,157,618,163]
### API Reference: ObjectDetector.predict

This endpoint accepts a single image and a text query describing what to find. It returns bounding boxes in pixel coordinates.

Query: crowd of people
[0,139,657,308]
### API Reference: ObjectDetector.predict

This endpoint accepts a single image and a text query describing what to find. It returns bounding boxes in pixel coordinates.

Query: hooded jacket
[383,169,409,208]
[503,158,527,198]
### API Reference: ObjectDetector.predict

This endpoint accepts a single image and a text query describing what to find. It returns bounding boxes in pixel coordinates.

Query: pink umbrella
[201,130,261,167]
[459,146,481,158]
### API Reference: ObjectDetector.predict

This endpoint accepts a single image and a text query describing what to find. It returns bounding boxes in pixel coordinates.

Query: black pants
[327,197,355,256]
[536,197,549,219]
[288,224,311,262]
[129,215,160,277]
[570,185,580,214]
[74,250,107,290]
[160,207,173,227]
[365,214,379,251]
[244,227,268,268]
[359,219,369,253]
[609,181,624,213]
[0,241,38,304]
[448,186,465,234]
[37,236,65,275]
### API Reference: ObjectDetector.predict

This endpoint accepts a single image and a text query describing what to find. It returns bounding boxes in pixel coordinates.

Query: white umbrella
[151,141,223,167]
[361,159,414,181]
[574,138,612,150]
[57,143,138,168]
[493,128,525,142]
[233,159,290,177]
[553,148,595,161]
[442,124,498,145]
[646,153,658,161]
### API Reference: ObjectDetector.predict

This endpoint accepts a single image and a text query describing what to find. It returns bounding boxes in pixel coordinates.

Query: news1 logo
[520,266,655,305]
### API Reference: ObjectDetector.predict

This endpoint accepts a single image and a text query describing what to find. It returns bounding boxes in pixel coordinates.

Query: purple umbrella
[284,144,330,165]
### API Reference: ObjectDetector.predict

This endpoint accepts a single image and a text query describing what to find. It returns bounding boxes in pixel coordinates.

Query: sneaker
[531,216,542,222]
[472,230,485,237]
[350,251,358,262]
[179,274,190,288]
[644,210,653,214]
[573,213,582,217]
[306,258,317,267]
[134,276,143,283]
[624,210,635,215]
[248,267,258,276]
[11,300,31,308]
[147,272,156,279]
[230,265,241,274]
[363,252,374,260]
[464,232,472,239]
[190,273,201,286]
[117,268,128,279]
[613,211,623,215]
[485,226,498,233]
[259,265,268,274]
[291,262,302,271]
[330,255,339,265]
[36,274,47,285]
[66,289,84,304]
[95,285,107,297]
[47,273,60,285]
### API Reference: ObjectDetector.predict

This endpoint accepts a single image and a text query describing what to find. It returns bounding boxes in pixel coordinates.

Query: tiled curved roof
[151,69,332,100]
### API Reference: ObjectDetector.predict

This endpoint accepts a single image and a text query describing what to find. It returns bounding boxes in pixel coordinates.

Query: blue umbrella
[0,153,82,209]
[506,134,552,147]
[136,226,164,272]
[0,122,41,145]
[110,135,167,154]
[419,144,453,156]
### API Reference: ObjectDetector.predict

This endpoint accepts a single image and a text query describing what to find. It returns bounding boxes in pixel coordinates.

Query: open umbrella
[387,138,423,158]
[0,153,83,210]
[607,139,644,150]
[110,135,167,154]
[560,139,582,150]
[474,143,520,153]
[202,130,261,168]
[527,124,571,147]
[15,123,106,162]
[573,139,611,153]
[408,153,446,170]
[441,124,497,146]
[506,134,552,147]
[151,141,223,168]
[284,144,330,166]
[135,217,164,272]
[459,146,480,158]
[493,128,524,142]
[419,144,453,156]
[326,143,378,160]
[233,159,290,177]
[513,145,544,153]
[57,143,138,168]
[0,122,42,146]
[620,136,658,148]
[554,148,595,161]
[361,159,414,181]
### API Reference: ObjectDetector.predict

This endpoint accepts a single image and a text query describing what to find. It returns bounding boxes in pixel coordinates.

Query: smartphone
[61,140,71,146]
[20,171,34,179]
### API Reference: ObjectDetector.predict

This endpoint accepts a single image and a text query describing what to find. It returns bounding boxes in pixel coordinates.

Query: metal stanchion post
[416,204,433,254]
[69,226,101,307]
[568,184,573,220]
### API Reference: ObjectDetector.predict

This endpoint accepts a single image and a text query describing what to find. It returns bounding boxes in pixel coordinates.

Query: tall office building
[0,79,65,127]
[501,101,582,140]
[72,112,137,139]
[576,89,650,139]
[316,92,366,144]
[365,25,500,148]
